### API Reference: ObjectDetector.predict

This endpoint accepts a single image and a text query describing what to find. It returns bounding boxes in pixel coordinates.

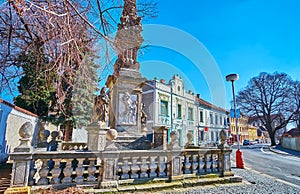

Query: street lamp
[226,73,244,169]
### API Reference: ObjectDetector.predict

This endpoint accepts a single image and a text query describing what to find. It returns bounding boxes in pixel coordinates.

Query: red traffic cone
[236,149,245,169]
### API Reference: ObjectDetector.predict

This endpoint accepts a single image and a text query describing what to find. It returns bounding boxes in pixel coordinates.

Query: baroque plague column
[106,0,146,139]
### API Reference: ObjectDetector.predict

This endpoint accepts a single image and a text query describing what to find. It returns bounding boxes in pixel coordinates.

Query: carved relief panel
[118,92,138,125]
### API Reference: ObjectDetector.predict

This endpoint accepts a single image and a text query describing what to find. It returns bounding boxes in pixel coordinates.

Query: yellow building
[247,125,258,141]
[229,114,257,143]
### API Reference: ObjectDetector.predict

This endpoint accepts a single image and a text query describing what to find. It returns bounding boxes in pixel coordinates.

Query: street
[232,144,300,187]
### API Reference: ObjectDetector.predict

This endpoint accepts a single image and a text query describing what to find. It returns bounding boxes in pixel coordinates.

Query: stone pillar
[10,122,33,187]
[86,122,108,151]
[168,150,183,181]
[100,129,119,188]
[218,129,234,177]
[153,126,169,150]
[106,69,146,136]
[167,131,183,181]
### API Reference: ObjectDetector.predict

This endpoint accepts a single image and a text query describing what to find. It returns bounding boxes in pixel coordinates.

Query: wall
[282,137,300,151]
[0,100,39,163]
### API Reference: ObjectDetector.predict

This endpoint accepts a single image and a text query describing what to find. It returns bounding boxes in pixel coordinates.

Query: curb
[82,176,243,193]
[268,146,300,158]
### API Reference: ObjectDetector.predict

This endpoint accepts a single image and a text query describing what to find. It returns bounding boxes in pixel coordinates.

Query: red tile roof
[0,99,38,118]
[195,97,228,113]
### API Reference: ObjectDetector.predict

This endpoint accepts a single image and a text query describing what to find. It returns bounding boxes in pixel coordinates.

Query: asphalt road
[231,144,300,187]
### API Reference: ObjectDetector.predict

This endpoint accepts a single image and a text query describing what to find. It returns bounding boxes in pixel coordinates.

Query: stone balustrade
[9,122,233,190]
[10,148,232,189]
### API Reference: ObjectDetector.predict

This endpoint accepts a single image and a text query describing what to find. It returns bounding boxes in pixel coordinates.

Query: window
[200,110,204,122]
[215,115,218,125]
[210,113,213,124]
[160,100,168,116]
[188,107,193,120]
[219,115,222,125]
[177,104,182,119]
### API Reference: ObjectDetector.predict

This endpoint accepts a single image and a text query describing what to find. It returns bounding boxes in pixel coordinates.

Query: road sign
[230,109,240,118]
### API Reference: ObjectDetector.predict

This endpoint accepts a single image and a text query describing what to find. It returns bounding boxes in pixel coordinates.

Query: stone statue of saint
[91,87,110,125]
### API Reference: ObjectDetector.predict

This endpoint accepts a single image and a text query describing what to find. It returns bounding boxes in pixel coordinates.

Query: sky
[1,0,300,110]
[139,0,300,109]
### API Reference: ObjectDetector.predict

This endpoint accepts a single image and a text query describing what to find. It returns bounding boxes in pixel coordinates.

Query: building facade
[195,95,229,146]
[142,75,197,146]
[0,99,39,163]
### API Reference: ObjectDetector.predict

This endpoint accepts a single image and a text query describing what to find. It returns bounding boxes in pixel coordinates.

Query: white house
[195,95,229,146]
[0,99,39,163]
[142,75,197,146]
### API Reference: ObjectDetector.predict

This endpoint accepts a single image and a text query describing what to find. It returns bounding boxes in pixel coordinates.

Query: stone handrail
[9,123,232,189]
[10,148,232,189]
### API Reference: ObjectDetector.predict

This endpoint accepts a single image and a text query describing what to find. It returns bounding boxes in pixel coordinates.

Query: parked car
[255,139,262,143]
[250,140,257,145]
[243,139,250,145]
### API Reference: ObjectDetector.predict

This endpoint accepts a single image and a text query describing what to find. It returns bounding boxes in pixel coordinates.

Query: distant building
[0,99,39,163]
[228,113,254,143]
[247,125,258,141]
[249,114,286,143]
[195,95,229,146]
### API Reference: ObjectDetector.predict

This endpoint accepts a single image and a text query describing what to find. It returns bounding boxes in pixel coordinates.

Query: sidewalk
[269,144,300,157]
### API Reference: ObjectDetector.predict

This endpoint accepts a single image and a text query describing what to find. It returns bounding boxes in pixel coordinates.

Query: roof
[195,97,228,113]
[0,99,38,118]
[283,128,300,137]
[249,114,281,122]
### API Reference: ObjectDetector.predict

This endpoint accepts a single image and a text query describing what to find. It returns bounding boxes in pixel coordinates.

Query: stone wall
[282,137,300,151]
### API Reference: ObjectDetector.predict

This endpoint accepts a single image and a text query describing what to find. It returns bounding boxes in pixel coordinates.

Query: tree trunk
[269,131,276,146]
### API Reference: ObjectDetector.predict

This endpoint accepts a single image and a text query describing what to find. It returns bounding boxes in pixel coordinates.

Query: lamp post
[226,73,244,169]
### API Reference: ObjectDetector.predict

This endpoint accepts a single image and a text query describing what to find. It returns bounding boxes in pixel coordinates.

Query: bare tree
[0,0,157,112]
[236,72,300,146]
[291,81,300,131]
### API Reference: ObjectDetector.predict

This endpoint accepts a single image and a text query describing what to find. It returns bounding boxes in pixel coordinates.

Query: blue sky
[2,0,300,110]
[139,0,300,109]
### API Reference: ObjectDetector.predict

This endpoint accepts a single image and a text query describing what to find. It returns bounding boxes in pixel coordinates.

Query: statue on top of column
[114,0,143,76]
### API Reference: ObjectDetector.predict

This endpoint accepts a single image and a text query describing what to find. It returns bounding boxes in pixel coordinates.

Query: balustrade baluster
[121,157,130,179]
[198,155,205,174]
[158,156,166,177]
[87,158,97,182]
[29,168,36,186]
[140,156,149,178]
[130,157,140,179]
[96,157,103,182]
[192,154,198,174]
[75,158,85,183]
[218,153,222,172]
[184,154,191,174]
[212,154,218,172]
[149,156,157,178]
[51,159,62,184]
[62,159,73,183]
[37,159,49,185]
[205,154,212,173]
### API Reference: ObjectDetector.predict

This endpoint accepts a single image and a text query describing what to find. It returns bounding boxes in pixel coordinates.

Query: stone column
[218,129,233,177]
[153,126,169,150]
[86,122,108,151]
[10,122,33,187]
[167,131,183,181]
[99,129,119,188]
